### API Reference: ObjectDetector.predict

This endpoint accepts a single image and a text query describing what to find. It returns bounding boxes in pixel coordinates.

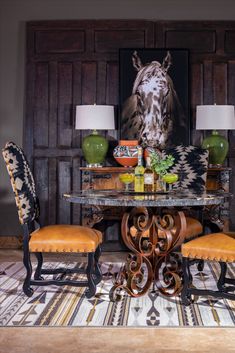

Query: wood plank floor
[0,327,235,353]
[0,250,235,353]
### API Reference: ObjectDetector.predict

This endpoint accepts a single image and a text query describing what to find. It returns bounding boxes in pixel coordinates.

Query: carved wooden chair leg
[34,252,44,280]
[85,252,96,298]
[197,259,204,272]
[217,262,227,291]
[23,249,34,297]
[181,257,192,306]
[93,245,102,285]
[218,262,235,292]
[181,232,235,303]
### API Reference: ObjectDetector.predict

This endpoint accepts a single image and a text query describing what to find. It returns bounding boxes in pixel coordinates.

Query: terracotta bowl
[114,156,138,167]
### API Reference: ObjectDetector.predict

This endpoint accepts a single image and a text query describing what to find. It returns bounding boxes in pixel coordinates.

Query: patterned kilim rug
[0,261,234,327]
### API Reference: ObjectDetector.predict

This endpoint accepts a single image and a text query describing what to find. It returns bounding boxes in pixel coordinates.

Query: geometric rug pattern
[0,261,234,327]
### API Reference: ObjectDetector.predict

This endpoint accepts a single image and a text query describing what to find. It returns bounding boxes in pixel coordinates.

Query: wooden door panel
[34,63,49,148]
[48,158,57,225]
[81,62,97,103]
[106,62,119,105]
[48,62,59,148]
[203,61,214,105]
[34,158,49,225]
[94,29,148,52]
[58,62,73,147]
[213,63,228,104]
[35,30,85,54]
[58,159,72,224]
[225,30,235,54]
[72,157,82,225]
[165,30,216,53]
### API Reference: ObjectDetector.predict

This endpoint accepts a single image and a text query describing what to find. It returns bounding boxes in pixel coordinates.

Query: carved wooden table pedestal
[64,190,225,299]
[110,206,187,300]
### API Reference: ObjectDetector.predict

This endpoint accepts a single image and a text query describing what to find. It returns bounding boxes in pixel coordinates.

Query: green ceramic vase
[82,130,108,166]
[202,130,228,166]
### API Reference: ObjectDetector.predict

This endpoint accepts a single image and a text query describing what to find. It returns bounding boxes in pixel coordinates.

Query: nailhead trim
[30,247,96,253]
[182,252,235,262]
[183,254,235,262]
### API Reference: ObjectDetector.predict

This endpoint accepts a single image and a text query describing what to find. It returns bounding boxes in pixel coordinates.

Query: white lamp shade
[196,105,235,130]
[75,105,115,130]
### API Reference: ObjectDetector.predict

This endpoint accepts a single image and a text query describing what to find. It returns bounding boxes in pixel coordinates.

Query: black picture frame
[119,48,190,149]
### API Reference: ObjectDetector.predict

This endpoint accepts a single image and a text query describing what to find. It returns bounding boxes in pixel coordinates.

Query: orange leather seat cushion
[29,225,102,253]
[184,217,203,240]
[182,232,235,262]
[130,217,202,239]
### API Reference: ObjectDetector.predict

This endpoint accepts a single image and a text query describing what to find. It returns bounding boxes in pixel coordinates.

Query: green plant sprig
[149,151,175,176]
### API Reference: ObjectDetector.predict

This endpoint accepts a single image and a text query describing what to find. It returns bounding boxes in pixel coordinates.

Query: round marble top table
[63,189,226,300]
[63,189,225,208]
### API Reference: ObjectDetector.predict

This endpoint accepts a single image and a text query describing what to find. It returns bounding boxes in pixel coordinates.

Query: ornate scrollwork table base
[109,207,188,300]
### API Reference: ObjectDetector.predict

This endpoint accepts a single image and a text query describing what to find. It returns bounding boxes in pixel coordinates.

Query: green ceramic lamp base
[82,130,108,167]
[202,130,229,166]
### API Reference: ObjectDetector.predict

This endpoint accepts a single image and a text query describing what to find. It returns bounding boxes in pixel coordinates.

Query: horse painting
[121,50,188,149]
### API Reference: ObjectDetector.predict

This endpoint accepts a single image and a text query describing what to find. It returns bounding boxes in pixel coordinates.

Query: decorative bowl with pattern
[113,140,139,167]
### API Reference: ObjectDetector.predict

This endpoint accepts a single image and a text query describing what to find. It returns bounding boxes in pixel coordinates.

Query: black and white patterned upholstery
[162,145,209,193]
[2,141,39,224]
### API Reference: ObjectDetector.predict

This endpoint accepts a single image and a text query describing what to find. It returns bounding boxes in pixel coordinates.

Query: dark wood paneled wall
[25,20,235,249]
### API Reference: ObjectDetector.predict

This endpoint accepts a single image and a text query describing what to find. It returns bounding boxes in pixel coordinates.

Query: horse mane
[121,94,142,139]
[122,61,163,139]
[165,75,187,146]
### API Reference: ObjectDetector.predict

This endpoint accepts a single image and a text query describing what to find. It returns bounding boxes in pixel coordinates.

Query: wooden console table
[205,167,231,231]
[80,167,132,251]
[80,167,232,251]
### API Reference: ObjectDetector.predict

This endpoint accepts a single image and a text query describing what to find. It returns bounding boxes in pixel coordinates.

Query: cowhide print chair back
[2,141,102,298]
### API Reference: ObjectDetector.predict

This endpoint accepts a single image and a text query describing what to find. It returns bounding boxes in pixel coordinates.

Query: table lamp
[75,105,115,167]
[196,105,235,166]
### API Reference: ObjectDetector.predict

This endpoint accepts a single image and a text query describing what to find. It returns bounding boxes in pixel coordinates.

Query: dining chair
[2,141,103,298]
[162,145,209,194]
[181,232,235,304]
[130,145,209,243]
[162,144,209,240]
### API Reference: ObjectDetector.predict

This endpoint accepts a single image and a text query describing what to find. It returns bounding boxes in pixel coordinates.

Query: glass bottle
[144,156,155,192]
[134,147,145,192]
